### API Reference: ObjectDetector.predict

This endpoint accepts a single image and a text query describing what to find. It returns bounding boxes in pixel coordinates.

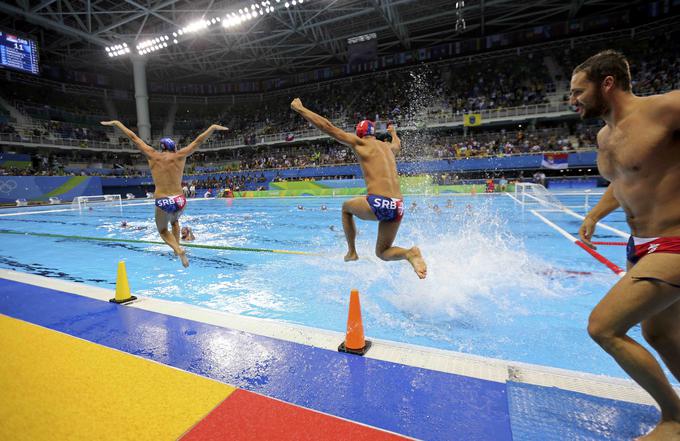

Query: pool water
[1,194,665,381]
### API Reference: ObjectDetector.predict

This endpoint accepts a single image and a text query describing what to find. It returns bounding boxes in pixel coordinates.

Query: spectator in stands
[533,171,546,186]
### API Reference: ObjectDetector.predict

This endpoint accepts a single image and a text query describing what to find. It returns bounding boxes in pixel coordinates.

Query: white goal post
[514,183,564,208]
[71,194,123,212]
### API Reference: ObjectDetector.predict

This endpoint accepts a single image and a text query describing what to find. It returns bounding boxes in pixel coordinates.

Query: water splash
[303,198,584,343]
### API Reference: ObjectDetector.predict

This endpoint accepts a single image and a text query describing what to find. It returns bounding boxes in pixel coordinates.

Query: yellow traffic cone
[110,261,137,304]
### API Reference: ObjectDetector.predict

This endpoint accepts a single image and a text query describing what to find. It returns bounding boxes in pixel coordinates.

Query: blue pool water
[0,193,665,380]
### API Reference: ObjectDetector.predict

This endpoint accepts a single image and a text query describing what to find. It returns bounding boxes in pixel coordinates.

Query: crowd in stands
[159,53,552,145]
[0,31,676,182]
[0,123,17,136]
[557,31,680,99]
[190,172,268,192]
[0,120,600,179]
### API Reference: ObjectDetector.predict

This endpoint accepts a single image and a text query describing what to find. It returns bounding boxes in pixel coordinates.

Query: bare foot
[406,247,427,279]
[178,250,189,268]
[636,420,680,440]
[344,251,359,261]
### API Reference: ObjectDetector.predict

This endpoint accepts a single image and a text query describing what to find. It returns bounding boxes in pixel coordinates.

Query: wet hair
[573,50,632,92]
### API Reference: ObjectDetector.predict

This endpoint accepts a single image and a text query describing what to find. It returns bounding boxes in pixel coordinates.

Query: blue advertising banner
[0,176,102,203]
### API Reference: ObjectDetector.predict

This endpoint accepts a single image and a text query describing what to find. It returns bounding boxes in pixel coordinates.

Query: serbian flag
[541,153,568,169]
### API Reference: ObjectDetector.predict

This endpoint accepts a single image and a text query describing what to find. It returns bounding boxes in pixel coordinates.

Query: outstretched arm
[386,123,401,154]
[178,124,229,157]
[101,120,155,157]
[578,185,620,249]
[291,98,361,147]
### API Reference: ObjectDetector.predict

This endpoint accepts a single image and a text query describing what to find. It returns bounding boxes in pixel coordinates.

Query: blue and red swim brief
[367,194,404,222]
[627,236,680,265]
[155,194,187,214]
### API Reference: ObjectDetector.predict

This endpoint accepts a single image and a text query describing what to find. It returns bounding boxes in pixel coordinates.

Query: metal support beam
[94,0,179,35]
[370,0,410,49]
[123,0,177,27]
[0,1,109,46]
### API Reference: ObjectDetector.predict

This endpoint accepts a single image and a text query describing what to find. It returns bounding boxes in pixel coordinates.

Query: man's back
[597,91,680,237]
[354,138,402,198]
[148,152,186,198]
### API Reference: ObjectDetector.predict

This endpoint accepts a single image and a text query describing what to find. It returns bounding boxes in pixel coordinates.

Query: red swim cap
[355,120,375,138]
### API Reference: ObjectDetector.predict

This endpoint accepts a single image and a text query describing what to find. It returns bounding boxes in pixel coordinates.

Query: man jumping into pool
[101,120,228,267]
[290,98,427,279]
[572,50,680,440]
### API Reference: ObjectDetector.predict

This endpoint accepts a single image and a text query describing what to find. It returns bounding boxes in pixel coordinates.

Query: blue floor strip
[507,381,658,440]
[0,278,512,441]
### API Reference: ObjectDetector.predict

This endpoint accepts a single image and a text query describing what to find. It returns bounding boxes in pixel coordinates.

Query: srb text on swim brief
[371,198,398,210]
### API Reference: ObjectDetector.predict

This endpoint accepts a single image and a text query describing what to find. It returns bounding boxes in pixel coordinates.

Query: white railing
[197,102,575,151]
[0,133,135,151]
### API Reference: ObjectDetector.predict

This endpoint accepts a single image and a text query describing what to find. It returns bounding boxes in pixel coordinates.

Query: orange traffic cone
[338,289,372,356]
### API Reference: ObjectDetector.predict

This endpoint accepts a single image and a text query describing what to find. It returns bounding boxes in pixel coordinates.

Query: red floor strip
[181,389,410,441]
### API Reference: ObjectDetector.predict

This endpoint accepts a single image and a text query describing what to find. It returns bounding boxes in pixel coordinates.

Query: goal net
[514,183,564,209]
[72,194,123,212]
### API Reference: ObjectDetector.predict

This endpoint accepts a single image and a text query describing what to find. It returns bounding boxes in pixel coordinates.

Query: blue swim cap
[160,138,176,151]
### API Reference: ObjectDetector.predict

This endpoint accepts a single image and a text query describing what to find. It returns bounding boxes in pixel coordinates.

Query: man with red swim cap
[101,120,228,267]
[572,50,680,439]
[291,98,426,279]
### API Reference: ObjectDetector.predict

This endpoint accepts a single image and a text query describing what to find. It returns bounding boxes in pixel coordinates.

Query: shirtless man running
[572,50,680,440]
[101,120,228,267]
[290,98,426,279]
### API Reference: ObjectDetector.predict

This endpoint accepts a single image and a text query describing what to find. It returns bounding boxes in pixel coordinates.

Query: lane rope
[0,229,318,256]
[530,210,625,277]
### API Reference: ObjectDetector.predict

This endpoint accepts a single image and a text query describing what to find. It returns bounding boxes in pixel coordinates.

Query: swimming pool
[1,193,663,381]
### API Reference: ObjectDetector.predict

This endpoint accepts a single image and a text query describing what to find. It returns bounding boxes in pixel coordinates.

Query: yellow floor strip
[0,315,236,441]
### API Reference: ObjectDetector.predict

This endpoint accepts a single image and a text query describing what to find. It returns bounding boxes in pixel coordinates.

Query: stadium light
[106,0,311,57]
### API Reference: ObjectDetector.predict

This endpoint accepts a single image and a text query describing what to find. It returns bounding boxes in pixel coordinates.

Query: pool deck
[0,268,671,440]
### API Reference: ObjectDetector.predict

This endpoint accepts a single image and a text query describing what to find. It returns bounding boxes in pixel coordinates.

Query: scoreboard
[0,31,39,75]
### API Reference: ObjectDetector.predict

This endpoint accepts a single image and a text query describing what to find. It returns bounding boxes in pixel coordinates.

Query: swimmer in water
[181,226,195,242]
[120,221,144,231]
[446,199,454,208]
[292,98,426,278]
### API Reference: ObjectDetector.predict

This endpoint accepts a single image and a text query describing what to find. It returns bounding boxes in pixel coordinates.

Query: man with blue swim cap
[291,98,426,279]
[101,120,228,267]
[159,137,176,151]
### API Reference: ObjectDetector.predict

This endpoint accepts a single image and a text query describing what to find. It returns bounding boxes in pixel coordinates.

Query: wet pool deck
[0,269,669,440]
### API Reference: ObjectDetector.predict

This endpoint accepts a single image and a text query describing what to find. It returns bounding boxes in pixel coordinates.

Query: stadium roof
[0,0,646,82]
